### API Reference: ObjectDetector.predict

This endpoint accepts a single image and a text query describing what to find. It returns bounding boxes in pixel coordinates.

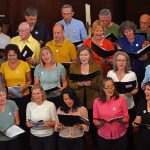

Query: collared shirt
[0,33,10,49]
[10,35,40,61]
[93,96,129,140]
[116,34,145,77]
[57,106,89,138]
[46,38,77,63]
[59,18,88,43]
[31,21,51,43]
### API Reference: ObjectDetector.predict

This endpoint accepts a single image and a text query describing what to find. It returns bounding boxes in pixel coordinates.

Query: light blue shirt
[143,65,150,83]
[59,18,88,43]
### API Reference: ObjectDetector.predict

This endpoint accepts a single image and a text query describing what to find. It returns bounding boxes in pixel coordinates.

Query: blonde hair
[31,85,47,102]
[39,46,54,67]
[91,20,105,36]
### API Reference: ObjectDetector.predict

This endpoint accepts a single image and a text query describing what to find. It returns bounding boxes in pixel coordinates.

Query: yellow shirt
[46,38,77,63]
[0,60,31,95]
[10,35,40,61]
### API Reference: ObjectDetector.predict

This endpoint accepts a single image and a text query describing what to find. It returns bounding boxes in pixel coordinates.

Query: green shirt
[0,100,18,141]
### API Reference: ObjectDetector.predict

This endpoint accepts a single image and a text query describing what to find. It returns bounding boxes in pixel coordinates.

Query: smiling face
[41,49,52,64]
[93,25,104,40]
[63,93,74,108]
[0,91,6,105]
[103,80,115,99]
[79,50,90,64]
[7,50,18,64]
[144,85,150,101]
[116,54,127,70]
[32,88,44,104]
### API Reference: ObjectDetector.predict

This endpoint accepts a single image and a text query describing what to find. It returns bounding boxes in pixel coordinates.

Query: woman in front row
[133,81,150,150]
[56,87,89,150]
[93,77,129,150]
[26,85,57,150]
[0,86,20,150]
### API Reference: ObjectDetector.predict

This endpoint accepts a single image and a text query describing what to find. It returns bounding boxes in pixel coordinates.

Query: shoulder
[29,35,39,44]
[1,61,8,67]
[11,36,20,42]
[7,100,16,106]
[146,64,150,70]
[20,60,30,67]
[1,33,10,39]
[112,22,119,28]
[46,40,53,47]
[127,71,137,78]
[72,18,83,24]
[83,37,92,44]
[35,64,42,70]
[44,100,56,108]
[107,70,115,76]
[78,106,88,113]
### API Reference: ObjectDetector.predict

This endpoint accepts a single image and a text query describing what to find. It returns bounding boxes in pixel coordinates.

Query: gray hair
[24,7,38,16]
[113,51,131,73]
[98,9,112,18]
[61,4,73,11]
[119,20,137,35]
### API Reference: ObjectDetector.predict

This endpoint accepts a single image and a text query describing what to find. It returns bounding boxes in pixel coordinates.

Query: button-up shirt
[93,96,129,140]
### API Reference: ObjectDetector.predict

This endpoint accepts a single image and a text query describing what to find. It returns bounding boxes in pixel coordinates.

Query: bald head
[140,14,150,32]
[53,23,64,43]
[18,22,31,41]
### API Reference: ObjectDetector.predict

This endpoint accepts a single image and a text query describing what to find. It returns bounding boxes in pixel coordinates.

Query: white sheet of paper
[5,125,25,138]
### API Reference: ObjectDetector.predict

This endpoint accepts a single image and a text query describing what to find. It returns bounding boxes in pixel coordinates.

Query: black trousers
[58,136,84,150]
[0,136,20,150]
[30,133,56,150]
[97,134,128,150]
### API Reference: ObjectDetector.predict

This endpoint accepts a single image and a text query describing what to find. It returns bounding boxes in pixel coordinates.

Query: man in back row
[59,4,88,47]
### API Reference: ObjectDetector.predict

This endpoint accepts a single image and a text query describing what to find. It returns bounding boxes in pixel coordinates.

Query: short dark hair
[119,20,137,35]
[60,87,81,113]
[99,77,119,102]
[77,45,93,64]
[5,44,21,59]
[145,81,150,87]
[24,7,38,16]
[61,4,73,11]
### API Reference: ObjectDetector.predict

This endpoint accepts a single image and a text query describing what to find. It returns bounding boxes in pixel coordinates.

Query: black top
[31,21,50,44]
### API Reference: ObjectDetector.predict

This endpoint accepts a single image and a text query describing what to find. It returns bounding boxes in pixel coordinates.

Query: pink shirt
[93,96,129,140]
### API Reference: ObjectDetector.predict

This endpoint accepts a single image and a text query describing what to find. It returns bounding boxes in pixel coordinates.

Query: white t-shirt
[26,100,58,137]
[107,70,138,109]
[0,32,10,49]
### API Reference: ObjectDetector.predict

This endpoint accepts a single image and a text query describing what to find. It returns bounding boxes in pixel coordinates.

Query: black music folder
[73,40,83,47]
[105,33,118,42]
[125,44,150,57]
[115,80,136,94]
[21,45,33,61]
[69,70,102,82]
[91,42,117,58]
[45,87,60,95]
[58,114,90,127]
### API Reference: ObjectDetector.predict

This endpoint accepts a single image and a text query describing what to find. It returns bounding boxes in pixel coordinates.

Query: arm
[14,111,20,125]
[34,77,40,85]
[20,71,32,94]
[132,116,141,127]
[60,75,68,90]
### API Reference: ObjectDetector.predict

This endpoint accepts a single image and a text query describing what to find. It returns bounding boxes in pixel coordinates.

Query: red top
[83,37,115,76]
[93,96,129,140]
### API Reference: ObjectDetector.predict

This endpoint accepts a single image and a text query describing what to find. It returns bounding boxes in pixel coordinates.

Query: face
[99,16,111,28]
[63,93,74,108]
[18,24,30,40]
[7,50,18,63]
[62,7,74,23]
[93,25,104,40]
[53,24,64,42]
[25,16,37,27]
[32,88,43,104]
[123,29,134,40]
[116,54,127,70]
[79,50,90,64]
[41,49,52,64]
[140,16,150,32]
[0,91,6,105]
[103,80,115,99]
[144,85,150,100]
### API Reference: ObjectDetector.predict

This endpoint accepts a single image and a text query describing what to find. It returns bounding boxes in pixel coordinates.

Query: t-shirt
[0,100,18,141]
[26,100,57,137]
[0,60,31,95]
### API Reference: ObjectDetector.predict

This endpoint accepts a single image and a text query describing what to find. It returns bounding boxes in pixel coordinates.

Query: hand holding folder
[69,70,102,82]
[58,114,90,127]
[21,45,33,61]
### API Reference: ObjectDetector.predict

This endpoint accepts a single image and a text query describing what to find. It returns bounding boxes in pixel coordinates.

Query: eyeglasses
[62,13,72,16]
[104,85,115,90]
